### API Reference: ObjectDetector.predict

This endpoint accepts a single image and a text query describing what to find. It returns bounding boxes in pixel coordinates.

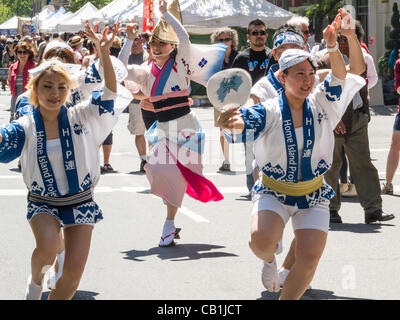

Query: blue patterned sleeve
[224,103,267,144]
[310,73,366,129]
[0,122,26,163]
[14,94,33,119]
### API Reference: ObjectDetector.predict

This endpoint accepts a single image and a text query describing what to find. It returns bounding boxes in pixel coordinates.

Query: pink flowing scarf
[166,144,223,203]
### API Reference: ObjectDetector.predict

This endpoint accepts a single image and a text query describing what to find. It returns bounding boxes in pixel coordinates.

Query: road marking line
[179,206,210,223]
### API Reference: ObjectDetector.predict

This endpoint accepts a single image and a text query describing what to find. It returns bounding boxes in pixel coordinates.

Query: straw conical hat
[151,0,183,44]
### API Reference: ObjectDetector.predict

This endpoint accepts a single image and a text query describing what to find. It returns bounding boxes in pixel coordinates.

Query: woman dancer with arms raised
[0,22,132,300]
[125,0,226,247]
[218,18,365,299]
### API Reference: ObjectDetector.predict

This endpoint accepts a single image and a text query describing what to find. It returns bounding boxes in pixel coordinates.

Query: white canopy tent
[40,7,68,33]
[181,0,293,29]
[0,16,19,35]
[47,12,74,33]
[100,0,139,20]
[109,0,293,29]
[32,5,55,31]
[0,16,32,35]
[55,2,104,32]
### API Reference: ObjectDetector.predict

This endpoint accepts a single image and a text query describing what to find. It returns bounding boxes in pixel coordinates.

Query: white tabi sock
[24,275,43,300]
[55,251,65,282]
[47,251,65,290]
[160,219,176,245]
[140,155,147,161]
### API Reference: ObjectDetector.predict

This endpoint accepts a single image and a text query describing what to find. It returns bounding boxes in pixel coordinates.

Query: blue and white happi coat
[226,73,366,209]
[0,85,132,199]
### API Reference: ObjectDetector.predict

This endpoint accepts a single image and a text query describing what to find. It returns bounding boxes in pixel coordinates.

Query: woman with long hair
[7,41,36,121]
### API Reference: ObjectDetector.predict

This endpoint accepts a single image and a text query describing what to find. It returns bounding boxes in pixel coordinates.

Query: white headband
[29,60,81,78]
[278,48,318,71]
[43,40,74,57]
[273,31,304,50]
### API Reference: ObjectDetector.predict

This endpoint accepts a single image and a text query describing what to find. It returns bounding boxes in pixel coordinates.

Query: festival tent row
[31,5,55,31]
[39,6,68,33]
[2,0,293,36]
[100,0,139,20]
[109,0,293,29]
[55,2,104,32]
[49,0,137,33]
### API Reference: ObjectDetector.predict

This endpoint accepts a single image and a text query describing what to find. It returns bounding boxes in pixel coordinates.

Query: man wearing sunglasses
[232,19,272,86]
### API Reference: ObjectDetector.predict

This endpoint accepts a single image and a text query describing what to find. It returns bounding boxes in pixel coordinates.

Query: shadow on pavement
[122,243,238,262]
[216,170,246,175]
[340,197,360,203]
[127,171,146,175]
[329,223,395,233]
[136,189,151,194]
[258,288,369,300]
[41,290,99,300]
[370,105,397,116]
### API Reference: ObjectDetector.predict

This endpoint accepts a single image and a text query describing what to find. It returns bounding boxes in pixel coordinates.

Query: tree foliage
[0,3,11,24]
[387,2,400,50]
[306,0,344,42]
[0,0,33,19]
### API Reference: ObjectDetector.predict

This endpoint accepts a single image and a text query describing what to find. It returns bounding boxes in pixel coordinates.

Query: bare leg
[135,135,147,158]
[29,214,61,287]
[280,229,327,300]
[385,130,400,184]
[249,210,284,263]
[102,144,112,165]
[167,202,178,220]
[281,238,296,270]
[219,128,229,162]
[48,225,93,300]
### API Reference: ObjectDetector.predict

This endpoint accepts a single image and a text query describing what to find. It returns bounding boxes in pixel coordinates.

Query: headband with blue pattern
[273,31,304,50]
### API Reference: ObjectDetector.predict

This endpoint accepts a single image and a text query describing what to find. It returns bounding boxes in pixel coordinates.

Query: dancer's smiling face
[280,60,316,100]
[36,71,70,111]
[149,38,175,61]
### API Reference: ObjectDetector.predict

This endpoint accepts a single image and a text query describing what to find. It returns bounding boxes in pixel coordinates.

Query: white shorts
[252,194,330,233]
[127,102,146,135]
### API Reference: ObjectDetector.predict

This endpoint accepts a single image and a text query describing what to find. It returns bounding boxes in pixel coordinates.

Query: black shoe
[140,159,147,173]
[219,161,231,171]
[365,209,395,224]
[330,210,343,223]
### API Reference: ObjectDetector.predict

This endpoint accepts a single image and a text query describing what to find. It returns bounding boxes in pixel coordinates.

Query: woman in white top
[0,22,132,300]
[218,17,365,299]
